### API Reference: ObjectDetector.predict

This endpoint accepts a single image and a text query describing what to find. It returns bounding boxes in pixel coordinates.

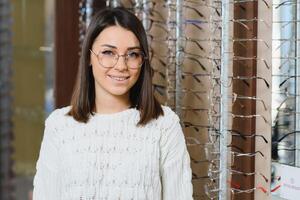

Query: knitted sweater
[33,105,193,200]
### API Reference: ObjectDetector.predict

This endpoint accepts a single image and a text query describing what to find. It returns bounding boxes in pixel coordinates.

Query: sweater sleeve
[159,108,193,200]
[33,111,61,200]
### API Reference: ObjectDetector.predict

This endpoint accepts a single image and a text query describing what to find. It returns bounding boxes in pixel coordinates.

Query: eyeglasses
[90,49,147,69]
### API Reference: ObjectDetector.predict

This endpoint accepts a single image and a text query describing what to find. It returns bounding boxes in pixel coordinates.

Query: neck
[94,93,131,114]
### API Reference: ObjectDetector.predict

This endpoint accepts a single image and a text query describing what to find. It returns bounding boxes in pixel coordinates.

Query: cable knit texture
[33,105,193,200]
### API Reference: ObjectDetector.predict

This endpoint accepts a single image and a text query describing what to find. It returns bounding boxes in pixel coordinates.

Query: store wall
[11,0,46,198]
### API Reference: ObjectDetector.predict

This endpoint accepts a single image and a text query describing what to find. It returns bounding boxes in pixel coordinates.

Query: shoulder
[41,106,72,147]
[158,106,185,149]
[155,106,180,130]
[160,105,180,122]
[45,106,72,127]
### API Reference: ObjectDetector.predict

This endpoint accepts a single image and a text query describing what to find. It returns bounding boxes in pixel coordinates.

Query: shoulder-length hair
[67,7,163,126]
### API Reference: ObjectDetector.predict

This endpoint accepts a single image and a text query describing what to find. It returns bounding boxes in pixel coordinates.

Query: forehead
[92,25,140,49]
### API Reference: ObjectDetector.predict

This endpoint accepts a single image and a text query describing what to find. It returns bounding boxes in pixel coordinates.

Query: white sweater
[33,106,193,200]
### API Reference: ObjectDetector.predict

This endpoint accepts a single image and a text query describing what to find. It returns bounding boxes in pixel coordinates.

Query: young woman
[33,7,193,200]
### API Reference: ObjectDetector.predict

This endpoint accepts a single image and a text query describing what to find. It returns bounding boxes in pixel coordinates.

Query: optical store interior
[1,0,300,199]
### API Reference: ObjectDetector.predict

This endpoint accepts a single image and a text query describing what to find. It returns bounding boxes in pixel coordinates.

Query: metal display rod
[219,0,230,199]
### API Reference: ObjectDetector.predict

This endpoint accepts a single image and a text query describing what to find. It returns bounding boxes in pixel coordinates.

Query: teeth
[109,76,128,81]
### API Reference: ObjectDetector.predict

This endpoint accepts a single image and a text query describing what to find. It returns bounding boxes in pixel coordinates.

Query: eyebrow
[100,44,141,50]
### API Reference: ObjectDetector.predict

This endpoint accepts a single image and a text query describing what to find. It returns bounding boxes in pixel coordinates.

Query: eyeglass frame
[89,49,148,69]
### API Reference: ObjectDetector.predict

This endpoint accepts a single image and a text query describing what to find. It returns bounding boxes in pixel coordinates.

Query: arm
[33,114,61,200]
[160,111,193,200]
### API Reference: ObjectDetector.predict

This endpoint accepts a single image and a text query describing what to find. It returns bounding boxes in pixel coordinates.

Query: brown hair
[67,7,163,126]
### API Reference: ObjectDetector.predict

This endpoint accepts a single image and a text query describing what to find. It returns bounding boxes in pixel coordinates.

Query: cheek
[130,70,141,83]
[92,65,109,81]
[133,70,140,79]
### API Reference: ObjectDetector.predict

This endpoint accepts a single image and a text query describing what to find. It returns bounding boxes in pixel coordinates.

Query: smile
[108,75,130,81]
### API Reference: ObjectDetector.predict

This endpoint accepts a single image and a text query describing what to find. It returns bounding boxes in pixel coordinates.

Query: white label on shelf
[281,165,300,200]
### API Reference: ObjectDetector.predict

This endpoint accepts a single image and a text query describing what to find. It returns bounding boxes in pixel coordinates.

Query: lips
[108,75,130,81]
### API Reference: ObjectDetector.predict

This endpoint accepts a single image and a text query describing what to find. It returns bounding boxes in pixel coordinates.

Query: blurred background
[1,0,86,199]
[1,0,55,199]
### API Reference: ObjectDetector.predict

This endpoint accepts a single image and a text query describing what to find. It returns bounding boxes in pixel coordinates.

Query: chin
[107,87,130,96]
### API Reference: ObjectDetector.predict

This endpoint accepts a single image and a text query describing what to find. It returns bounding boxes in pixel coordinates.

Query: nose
[114,55,128,71]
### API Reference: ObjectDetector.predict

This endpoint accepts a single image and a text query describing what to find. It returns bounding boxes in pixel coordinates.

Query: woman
[33,7,193,200]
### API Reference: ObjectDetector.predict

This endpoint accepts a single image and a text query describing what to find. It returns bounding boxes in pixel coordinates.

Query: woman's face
[90,25,142,100]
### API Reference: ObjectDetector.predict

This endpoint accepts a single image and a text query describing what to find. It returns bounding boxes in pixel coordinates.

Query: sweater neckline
[91,107,138,119]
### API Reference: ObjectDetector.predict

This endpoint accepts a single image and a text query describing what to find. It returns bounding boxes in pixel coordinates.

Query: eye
[100,50,115,56]
[127,51,141,59]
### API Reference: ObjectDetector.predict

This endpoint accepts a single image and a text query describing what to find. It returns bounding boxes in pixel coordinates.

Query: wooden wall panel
[255,1,272,199]
[55,0,80,108]
[231,2,258,199]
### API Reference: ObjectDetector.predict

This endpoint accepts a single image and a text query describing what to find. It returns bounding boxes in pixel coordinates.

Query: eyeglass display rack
[103,0,274,199]
[65,0,300,199]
